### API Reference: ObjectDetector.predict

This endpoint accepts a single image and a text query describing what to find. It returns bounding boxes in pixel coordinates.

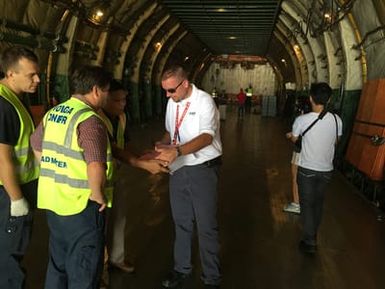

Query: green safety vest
[99,111,126,149]
[0,84,39,185]
[38,97,114,216]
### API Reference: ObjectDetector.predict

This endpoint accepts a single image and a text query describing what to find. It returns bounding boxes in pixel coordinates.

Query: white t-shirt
[165,84,222,172]
[292,111,343,172]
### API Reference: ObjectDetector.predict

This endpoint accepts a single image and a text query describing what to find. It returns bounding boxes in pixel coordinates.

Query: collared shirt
[165,84,222,171]
[30,96,107,164]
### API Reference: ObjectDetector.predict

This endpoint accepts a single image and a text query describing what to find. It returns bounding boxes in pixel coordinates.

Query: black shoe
[298,240,317,254]
[161,270,189,288]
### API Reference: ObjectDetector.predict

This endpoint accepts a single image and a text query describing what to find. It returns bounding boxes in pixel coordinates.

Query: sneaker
[161,270,189,288]
[298,240,317,254]
[283,202,300,214]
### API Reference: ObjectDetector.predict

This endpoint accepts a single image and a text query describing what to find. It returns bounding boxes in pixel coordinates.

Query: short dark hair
[70,65,112,95]
[1,46,38,74]
[162,64,188,81]
[109,79,125,92]
[310,82,332,105]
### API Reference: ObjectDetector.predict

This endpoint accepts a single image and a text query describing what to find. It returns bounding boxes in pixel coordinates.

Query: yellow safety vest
[99,111,126,149]
[37,97,114,216]
[0,84,39,185]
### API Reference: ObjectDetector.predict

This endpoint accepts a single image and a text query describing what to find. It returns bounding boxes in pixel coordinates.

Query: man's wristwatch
[176,146,182,157]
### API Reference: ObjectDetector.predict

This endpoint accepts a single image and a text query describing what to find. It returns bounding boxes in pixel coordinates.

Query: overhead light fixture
[90,10,104,24]
[154,42,162,51]
[324,12,332,20]
[88,1,111,24]
[90,8,105,23]
[184,56,190,61]
[96,10,104,17]
[217,8,226,12]
[228,36,237,40]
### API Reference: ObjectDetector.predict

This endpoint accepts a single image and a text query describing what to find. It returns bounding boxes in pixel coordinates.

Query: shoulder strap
[332,113,338,143]
[301,110,327,137]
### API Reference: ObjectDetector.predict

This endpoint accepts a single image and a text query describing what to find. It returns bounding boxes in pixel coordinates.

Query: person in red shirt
[236,88,246,118]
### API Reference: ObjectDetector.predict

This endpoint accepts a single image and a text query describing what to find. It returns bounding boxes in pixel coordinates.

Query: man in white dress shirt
[156,65,222,289]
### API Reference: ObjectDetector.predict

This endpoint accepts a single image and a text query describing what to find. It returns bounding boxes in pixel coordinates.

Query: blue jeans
[297,167,333,245]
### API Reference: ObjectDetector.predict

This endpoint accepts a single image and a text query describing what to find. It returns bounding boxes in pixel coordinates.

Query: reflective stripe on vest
[0,84,39,185]
[38,98,113,216]
[41,141,113,162]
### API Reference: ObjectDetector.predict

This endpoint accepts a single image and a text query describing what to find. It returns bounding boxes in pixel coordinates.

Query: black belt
[201,156,222,167]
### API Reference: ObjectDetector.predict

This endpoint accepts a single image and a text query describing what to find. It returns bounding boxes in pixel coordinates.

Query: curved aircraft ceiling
[0,0,383,87]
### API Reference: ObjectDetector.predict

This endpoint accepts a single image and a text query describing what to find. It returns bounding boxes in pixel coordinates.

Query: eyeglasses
[165,79,184,94]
